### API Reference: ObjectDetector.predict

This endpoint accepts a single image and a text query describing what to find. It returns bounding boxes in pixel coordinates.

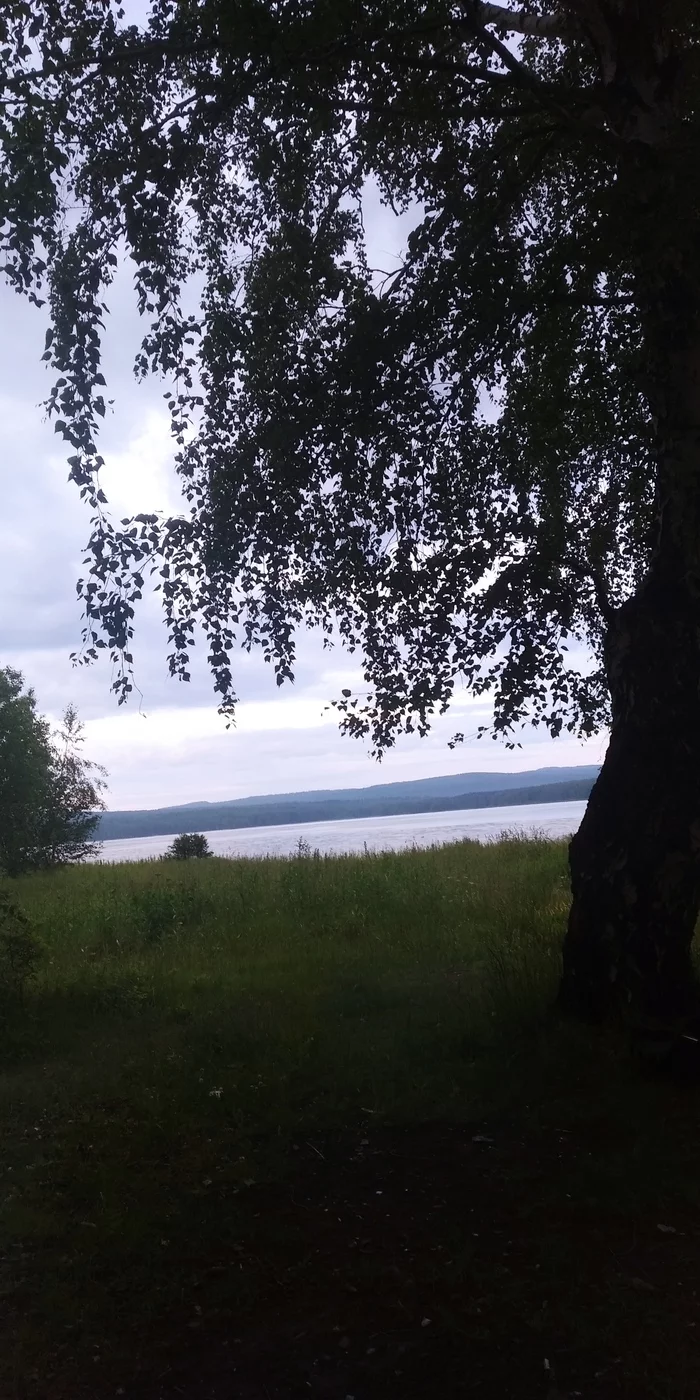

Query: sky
[0,162,606,813]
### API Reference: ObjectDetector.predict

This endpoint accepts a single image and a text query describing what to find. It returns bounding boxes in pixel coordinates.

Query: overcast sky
[0,176,606,812]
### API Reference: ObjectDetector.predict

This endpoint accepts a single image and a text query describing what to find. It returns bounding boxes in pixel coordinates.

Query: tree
[0,668,106,873]
[163,833,213,860]
[1,1,699,1019]
[39,703,108,868]
[0,668,54,876]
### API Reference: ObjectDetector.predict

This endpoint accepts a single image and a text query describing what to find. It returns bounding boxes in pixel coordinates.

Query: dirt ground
[26,1113,700,1400]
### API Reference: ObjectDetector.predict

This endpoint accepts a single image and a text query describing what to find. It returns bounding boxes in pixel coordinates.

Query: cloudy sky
[0,171,606,813]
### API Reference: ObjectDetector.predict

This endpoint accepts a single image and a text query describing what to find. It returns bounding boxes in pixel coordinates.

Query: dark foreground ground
[9,1108,700,1400]
[4,849,700,1399]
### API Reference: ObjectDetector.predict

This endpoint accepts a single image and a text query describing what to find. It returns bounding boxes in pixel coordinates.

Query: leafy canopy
[1,2,695,748]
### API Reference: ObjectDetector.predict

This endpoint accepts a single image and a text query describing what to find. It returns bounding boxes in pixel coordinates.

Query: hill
[96,766,598,841]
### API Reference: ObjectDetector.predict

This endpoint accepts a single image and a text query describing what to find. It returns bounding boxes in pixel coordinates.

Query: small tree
[40,704,108,868]
[0,670,107,874]
[163,833,213,860]
[0,668,54,877]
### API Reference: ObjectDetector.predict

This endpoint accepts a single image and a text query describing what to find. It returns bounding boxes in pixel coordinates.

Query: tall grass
[4,836,569,1123]
[7,838,700,1400]
[1,836,577,1381]
[1,837,574,1239]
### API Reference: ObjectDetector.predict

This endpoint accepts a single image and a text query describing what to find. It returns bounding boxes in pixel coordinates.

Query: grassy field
[2,838,700,1399]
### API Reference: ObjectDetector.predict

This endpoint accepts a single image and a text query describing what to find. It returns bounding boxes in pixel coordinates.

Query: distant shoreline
[96,774,595,842]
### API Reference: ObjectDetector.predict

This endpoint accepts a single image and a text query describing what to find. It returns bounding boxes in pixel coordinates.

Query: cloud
[83,697,605,810]
[98,409,185,517]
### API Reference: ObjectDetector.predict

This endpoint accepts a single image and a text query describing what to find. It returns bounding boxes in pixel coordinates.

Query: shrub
[0,889,43,1001]
[163,832,213,860]
[130,886,181,943]
[293,836,321,859]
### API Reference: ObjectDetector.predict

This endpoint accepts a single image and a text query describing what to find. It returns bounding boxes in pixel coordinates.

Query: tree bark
[560,570,700,1022]
[557,1,700,1020]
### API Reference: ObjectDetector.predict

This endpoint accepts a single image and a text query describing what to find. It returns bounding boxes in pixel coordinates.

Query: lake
[93,798,587,864]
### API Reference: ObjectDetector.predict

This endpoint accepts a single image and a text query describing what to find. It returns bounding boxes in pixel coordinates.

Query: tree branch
[473,3,572,38]
[567,559,615,622]
[455,5,618,147]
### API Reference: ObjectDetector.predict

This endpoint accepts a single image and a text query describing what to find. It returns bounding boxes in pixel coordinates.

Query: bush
[163,832,213,860]
[0,889,43,1001]
[293,836,321,859]
[129,886,182,943]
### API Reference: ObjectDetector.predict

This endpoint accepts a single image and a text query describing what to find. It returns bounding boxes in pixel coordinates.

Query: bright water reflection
[94,799,587,864]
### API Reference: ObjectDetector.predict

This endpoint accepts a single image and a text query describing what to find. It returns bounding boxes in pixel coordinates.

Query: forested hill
[96,767,598,841]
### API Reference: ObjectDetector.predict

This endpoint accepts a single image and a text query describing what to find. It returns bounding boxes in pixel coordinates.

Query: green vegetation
[2,836,566,1143]
[2,838,700,1398]
[162,831,213,860]
[0,668,106,876]
[0,890,44,1003]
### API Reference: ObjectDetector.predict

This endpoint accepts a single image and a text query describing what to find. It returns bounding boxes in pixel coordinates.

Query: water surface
[94,798,587,864]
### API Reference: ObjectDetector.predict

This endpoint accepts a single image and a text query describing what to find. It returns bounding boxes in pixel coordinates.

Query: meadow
[2,838,700,1399]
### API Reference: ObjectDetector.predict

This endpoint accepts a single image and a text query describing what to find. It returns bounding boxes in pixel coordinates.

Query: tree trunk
[554,9,700,1025]
[560,570,700,1023]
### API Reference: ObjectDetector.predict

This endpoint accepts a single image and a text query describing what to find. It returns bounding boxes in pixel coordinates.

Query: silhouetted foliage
[163,832,213,860]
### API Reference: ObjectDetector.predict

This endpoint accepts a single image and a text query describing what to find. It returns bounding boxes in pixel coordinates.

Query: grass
[1,838,700,1399]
